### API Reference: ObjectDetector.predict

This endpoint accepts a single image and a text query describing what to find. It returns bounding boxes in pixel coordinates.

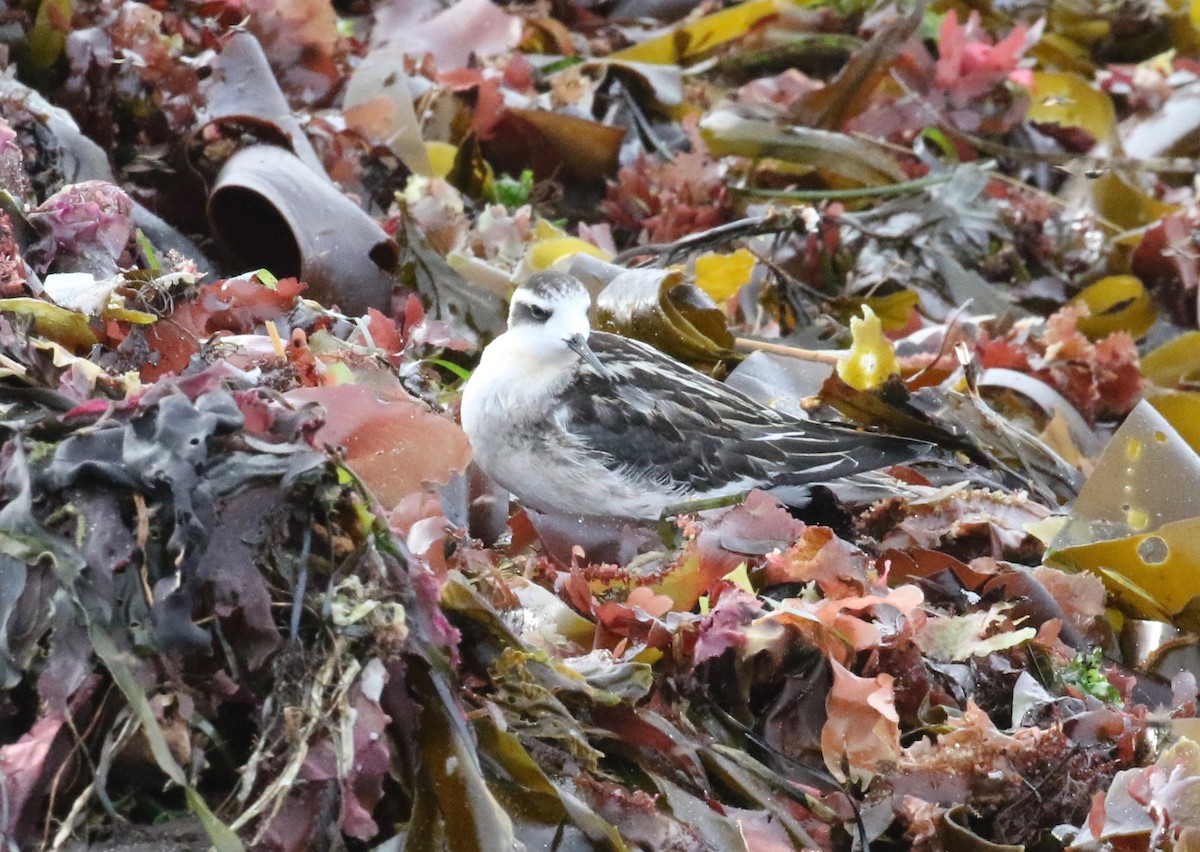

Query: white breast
[461,331,569,501]
[461,332,565,442]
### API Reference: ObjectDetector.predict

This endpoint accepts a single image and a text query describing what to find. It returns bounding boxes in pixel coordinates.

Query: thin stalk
[734,337,843,365]
[731,172,951,201]
[660,492,748,518]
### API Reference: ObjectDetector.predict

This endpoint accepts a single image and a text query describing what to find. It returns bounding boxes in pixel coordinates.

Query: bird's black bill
[567,334,608,375]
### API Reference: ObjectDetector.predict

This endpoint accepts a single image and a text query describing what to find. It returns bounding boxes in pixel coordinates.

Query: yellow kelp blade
[1047,402,1200,621]
[610,0,784,65]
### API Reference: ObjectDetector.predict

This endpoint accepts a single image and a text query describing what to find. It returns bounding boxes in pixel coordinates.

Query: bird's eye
[527,304,551,322]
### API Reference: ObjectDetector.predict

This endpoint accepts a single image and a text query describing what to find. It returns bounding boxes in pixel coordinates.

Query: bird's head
[508,271,605,371]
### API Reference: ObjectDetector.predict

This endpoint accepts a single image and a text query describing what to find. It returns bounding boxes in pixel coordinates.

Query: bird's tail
[765,423,934,486]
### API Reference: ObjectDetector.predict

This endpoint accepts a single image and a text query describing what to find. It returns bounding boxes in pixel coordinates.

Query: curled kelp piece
[596,266,735,371]
[208,145,397,315]
[198,31,325,175]
[198,33,399,314]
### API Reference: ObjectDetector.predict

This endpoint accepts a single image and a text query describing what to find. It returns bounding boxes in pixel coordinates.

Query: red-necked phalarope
[460,270,931,519]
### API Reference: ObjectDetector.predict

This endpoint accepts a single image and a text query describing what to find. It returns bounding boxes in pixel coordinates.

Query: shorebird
[460,270,931,519]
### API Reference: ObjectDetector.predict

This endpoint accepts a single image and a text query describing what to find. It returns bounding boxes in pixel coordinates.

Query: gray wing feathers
[563,333,929,493]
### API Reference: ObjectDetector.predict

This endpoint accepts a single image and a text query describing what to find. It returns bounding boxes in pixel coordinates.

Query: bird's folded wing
[566,334,931,492]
